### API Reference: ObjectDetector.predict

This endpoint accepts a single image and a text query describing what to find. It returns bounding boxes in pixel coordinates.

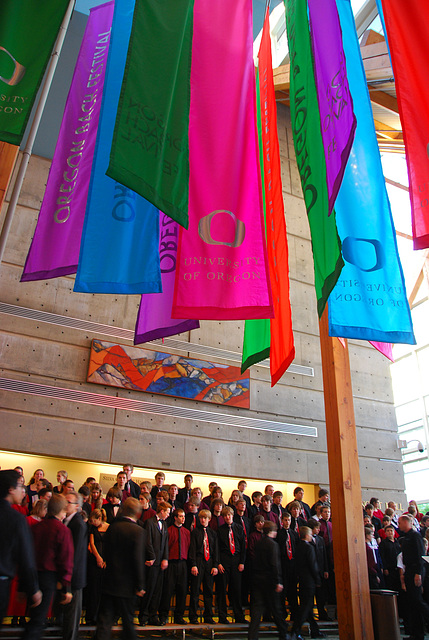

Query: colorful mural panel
[87,339,250,408]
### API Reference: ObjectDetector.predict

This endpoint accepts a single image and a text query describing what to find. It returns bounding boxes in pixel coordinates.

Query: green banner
[107,0,194,229]
[0,0,69,145]
[242,70,270,372]
[284,0,343,316]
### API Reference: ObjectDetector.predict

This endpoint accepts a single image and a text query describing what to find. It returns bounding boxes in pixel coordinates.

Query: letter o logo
[0,47,26,86]
[198,210,245,247]
[342,237,385,272]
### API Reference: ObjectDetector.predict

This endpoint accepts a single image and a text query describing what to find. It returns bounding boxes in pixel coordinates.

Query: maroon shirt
[168,524,190,560]
[31,516,73,590]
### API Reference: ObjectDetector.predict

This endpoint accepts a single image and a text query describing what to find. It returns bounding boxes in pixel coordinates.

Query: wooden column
[319,307,374,640]
[0,142,19,211]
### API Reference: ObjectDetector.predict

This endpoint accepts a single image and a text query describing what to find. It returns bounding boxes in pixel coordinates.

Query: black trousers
[404,573,429,640]
[23,571,57,640]
[139,564,164,621]
[159,560,188,620]
[96,593,137,640]
[291,585,320,637]
[0,578,11,623]
[190,559,215,620]
[282,566,298,621]
[248,583,288,640]
[217,558,242,620]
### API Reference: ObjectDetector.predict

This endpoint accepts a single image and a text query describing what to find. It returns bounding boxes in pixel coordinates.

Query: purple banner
[134,212,199,344]
[21,1,114,281]
[308,0,356,214]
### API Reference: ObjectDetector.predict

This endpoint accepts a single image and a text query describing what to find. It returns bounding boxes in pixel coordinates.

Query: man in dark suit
[290,527,325,640]
[123,463,141,499]
[177,474,193,507]
[61,491,88,640]
[248,521,290,640]
[234,499,251,606]
[277,512,299,622]
[95,498,146,640]
[307,519,330,622]
[310,489,330,517]
[398,514,429,640]
[139,500,171,625]
[0,470,41,623]
[189,510,219,623]
[217,506,246,623]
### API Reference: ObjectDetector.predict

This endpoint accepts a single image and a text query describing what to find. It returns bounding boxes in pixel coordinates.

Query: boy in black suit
[160,508,190,624]
[61,490,88,640]
[290,527,326,640]
[307,519,330,622]
[277,512,299,622]
[189,510,219,623]
[95,498,146,640]
[248,521,290,640]
[139,500,171,625]
[217,506,246,623]
[177,474,193,507]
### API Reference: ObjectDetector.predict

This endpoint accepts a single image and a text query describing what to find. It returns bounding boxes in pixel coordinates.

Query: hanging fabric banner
[379,0,429,250]
[134,212,199,344]
[74,0,161,295]
[242,9,295,385]
[328,0,415,345]
[106,0,194,228]
[21,1,114,282]
[284,0,344,317]
[172,0,273,320]
[242,72,271,373]
[308,0,356,214]
[0,0,69,145]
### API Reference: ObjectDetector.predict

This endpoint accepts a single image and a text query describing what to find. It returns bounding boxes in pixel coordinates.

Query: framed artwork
[87,339,250,408]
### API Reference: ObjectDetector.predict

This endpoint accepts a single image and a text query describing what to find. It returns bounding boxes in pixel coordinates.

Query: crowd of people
[1,464,429,640]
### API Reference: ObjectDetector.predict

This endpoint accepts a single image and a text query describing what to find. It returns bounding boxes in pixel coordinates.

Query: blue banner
[74,0,161,294]
[328,0,415,345]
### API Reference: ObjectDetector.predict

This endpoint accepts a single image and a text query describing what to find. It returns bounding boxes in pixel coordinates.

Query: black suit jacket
[127,479,140,499]
[177,486,191,506]
[295,539,319,589]
[67,512,88,590]
[0,499,39,597]
[144,515,169,565]
[312,534,328,576]
[277,527,299,567]
[104,502,121,524]
[189,525,219,567]
[103,516,145,598]
[252,534,282,588]
[233,513,251,547]
[217,522,246,564]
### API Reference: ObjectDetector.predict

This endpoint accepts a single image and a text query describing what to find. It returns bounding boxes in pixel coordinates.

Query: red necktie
[229,526,235,554]
[286,533,293,560]
[301,504,307,521]
[191,514,196,531]
[204,529,210,561]
[241,517,248,549]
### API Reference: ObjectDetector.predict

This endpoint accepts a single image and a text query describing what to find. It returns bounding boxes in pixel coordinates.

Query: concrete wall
[0,104,406,506]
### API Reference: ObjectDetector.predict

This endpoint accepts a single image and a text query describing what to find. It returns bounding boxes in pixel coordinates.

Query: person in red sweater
[23,494,73,640]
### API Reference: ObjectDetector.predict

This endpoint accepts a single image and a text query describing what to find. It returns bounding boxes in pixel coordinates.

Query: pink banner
[21,1,114,281]
[370,341,394,362]
[172,0,273,320]
[134,212,199,343]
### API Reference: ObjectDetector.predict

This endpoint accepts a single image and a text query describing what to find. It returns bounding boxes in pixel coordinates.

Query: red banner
[381,0,429,250]
[258,10,295,385]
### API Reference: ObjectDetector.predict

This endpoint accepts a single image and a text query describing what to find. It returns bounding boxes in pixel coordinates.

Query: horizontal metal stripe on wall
[0,302,314,377]
[0,377,318,438]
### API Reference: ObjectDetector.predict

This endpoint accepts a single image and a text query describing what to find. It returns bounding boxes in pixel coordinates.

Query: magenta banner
[308,0,356,214]
[21,1,114,281]
[134,212,199,344]
[172,0,273,320]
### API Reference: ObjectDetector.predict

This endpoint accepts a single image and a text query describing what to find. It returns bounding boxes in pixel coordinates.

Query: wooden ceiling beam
[369,90,399,115]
